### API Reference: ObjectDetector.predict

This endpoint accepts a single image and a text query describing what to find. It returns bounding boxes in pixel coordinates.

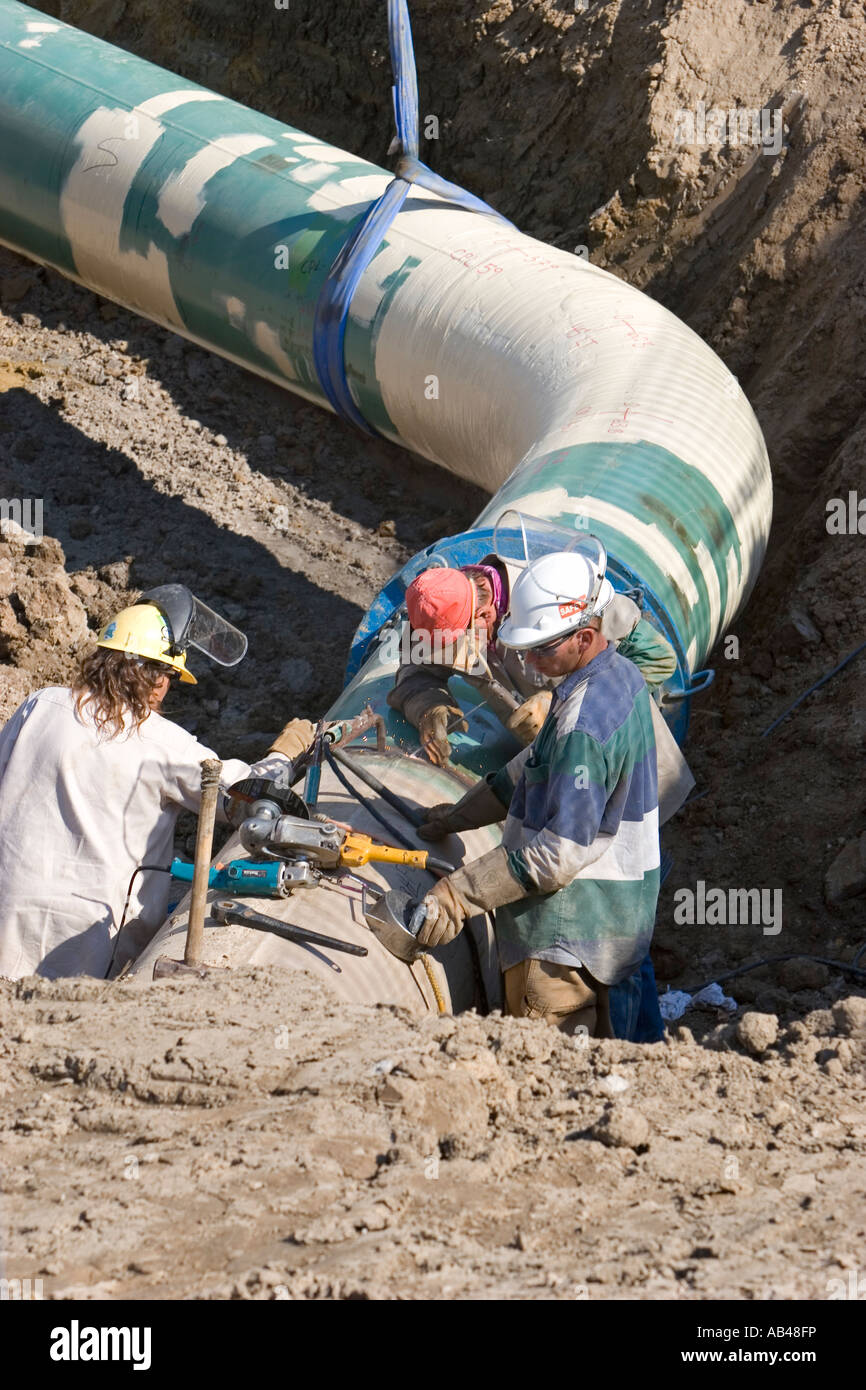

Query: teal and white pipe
[0,0,770,680]
[0,2,773,1008]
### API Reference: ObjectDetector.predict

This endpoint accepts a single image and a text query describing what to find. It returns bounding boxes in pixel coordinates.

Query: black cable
[104,862,171,979]
[324,744,494,1012]
[324,746,416,846]
[761,637,866,738]
[330,746,426,828]
[323,745,453,874]
[681,951,866,997]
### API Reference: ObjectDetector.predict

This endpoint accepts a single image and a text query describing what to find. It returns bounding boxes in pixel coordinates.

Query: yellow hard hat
[96,603,197,684]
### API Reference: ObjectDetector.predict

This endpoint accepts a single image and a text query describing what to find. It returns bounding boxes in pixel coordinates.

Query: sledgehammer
[185,758,222,965]
[153,758,223,981]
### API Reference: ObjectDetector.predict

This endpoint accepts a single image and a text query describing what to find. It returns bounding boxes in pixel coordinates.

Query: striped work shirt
[491,643,660,985]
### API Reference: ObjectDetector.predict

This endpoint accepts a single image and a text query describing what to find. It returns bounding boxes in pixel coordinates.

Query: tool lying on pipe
[363,887,433,963]
[225,771,452,878]
[212,900,368,957]
[171,855,298,898]
[239,809,453,877]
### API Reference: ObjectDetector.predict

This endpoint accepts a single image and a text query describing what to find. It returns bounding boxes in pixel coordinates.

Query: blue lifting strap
[312,0,512,435]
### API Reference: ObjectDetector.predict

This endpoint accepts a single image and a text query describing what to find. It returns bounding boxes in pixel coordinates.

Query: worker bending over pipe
[416,544,660,1038]
[0,585,313,980]
[391,512,692,825]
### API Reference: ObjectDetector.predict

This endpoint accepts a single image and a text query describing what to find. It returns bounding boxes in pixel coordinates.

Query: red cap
[406,568,474,637]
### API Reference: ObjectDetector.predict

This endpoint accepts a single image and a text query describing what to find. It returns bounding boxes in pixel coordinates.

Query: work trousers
[504,957,613,1038]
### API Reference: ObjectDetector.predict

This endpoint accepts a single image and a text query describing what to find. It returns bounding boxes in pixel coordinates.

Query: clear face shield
[138,585,248,667]
[492,509,609,614]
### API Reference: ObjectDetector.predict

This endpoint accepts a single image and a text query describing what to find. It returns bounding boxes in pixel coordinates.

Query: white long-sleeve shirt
[0,687,287,981]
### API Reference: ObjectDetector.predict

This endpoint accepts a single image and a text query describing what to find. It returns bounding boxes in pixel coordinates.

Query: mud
[1,0,865,1299]
[2,969,864,1300]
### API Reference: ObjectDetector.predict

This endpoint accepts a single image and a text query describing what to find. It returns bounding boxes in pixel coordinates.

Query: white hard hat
[498,550,614,650]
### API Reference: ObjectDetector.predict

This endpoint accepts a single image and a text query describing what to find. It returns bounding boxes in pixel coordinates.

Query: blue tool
[303,717,327,810]
[170,857,291,897]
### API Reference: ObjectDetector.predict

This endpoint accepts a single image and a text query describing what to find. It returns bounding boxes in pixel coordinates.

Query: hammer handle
[185,758,222,966]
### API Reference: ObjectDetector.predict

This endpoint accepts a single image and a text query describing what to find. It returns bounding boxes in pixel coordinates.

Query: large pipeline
[0,2,772,1015]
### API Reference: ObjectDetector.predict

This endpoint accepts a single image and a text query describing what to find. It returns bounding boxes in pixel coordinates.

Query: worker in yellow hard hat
[0,584,314,982]
[96,603,198,683]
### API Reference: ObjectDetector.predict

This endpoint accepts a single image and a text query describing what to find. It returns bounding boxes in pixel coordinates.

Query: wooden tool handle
[185,758,222,966]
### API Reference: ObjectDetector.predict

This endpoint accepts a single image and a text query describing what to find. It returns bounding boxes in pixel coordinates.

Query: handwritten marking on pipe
[451,237,562,275]
[61,107,184,328]
[606,405,674,435]
[615,316,654,350]
[448,248,503,275]
[82,140,120,175]
[559,402,674,435]
[565,316,654,350]
[565,325,599,347]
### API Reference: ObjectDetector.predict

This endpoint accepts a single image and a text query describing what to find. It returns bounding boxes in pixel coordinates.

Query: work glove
[415,845,528,949]
[417,704,468,767]
[268,717,316,761]
[418,774,508,842]
[505,690,553,746]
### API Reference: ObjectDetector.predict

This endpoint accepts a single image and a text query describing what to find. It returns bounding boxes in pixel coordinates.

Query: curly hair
[73,648,171,739]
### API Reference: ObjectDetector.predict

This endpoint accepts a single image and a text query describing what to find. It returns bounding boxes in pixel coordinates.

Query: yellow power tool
[237,807,453,882]
[338,832,434,871]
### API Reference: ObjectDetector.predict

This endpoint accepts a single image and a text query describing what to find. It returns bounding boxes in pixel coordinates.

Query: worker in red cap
[389,560,537,765]
[389,553,682,771]
[407,567,477,644]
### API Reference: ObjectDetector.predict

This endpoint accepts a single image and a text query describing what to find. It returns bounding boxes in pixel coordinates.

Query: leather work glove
[268,717,316,761]
[415,845,528,949]
[506,690,553,746]
[418,704,468,767]
[418,775,508,842]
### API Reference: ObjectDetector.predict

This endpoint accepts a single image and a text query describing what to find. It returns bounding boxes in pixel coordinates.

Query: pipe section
[0,1,771,680]
[0,3,774,1011]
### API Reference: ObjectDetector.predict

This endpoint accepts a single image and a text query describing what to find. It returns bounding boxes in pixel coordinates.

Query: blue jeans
[609,954,664,1042]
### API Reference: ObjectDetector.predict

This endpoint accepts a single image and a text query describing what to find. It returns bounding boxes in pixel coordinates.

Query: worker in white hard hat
[414,543,660,1037]
[414,509,692,839]
[0,585,314,982]
[389,544,679,769]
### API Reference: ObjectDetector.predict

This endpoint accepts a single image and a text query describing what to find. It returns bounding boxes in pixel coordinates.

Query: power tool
[237,808,452,879]
[170,857,298,897]
[200,774,454,899]
[291,702,387,810]
[363,888,432,962]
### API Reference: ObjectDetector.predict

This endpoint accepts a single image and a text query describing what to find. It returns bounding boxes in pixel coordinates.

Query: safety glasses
[528,630,575,657]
